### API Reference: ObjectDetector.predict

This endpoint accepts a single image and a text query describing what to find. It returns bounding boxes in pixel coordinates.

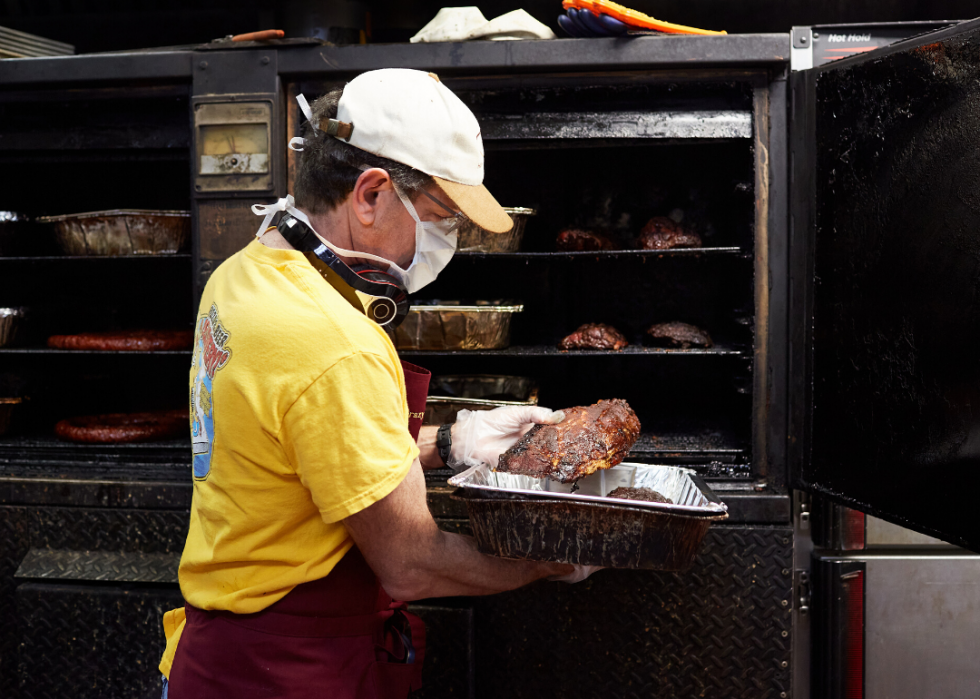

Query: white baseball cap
[321,68,512,233]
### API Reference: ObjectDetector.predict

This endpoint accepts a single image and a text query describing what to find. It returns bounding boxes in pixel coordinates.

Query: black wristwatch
[436,423,453,467]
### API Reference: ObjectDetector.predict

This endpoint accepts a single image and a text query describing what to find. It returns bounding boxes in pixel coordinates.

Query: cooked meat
[48,330,194,352]
[55,409,188,443]
[559,323,629,351]
[646,322,713,349]
[636,217,702,250]
[496,399,641,483]
[556,229,615,252]
[607,487,672,504]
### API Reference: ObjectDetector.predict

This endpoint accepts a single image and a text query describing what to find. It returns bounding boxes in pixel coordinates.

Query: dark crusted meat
[496,399,641,483]
[646,322,713,349]
[636,217,702,250]
[556,229,615,252]
[607,487,672,504]
[559,323,629,351]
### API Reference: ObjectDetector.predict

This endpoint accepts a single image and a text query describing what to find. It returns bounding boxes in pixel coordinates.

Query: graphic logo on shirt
[191,304,232,480]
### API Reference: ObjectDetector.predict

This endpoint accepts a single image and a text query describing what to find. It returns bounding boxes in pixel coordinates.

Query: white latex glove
[448,405,565,471]
[548,565,604,584]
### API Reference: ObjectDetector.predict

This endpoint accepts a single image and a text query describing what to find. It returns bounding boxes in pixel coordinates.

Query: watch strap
[436,423,453,467]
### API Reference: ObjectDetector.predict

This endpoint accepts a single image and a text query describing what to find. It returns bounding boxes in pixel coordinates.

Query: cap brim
[433,177,513,233]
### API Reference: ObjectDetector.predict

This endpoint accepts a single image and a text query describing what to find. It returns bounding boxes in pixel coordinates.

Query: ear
[351,168,394,226]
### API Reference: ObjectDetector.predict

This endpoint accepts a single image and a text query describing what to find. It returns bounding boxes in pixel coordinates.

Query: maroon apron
[168,360,431,699]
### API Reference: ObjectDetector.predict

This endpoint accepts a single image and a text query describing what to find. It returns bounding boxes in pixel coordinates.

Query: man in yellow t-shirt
[160,70,598,699]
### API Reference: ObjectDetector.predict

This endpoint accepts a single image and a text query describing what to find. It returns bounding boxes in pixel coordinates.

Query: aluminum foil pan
[394,301,524,351]
[38,210,190,256]
[450,463,728,570]
[0,397,23,436]
[449,463,727,515]
[0,211,32,257]
[0,307,26,348]
[424,375,539,425]
[457,207,535,253]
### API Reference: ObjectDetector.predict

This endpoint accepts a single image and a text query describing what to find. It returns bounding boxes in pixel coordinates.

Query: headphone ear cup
[356,268,409,328]
[366,297,398,326]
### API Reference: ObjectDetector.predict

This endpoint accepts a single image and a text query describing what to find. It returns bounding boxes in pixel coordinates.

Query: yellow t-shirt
[159,239,419,678]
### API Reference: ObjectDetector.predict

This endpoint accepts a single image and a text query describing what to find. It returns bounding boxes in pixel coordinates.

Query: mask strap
[251,195,294,237]
[289,94,317,151]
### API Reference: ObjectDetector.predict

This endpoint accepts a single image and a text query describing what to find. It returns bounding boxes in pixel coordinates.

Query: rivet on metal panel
[781,599,789,607]
[261,56,271,65]
[198,60,207,70]
[782,568,789,575]
[781,630,788,637]
[780,661,788,668]
[781,692,788,698]
[812,32,820,38]
[782,538,789,544]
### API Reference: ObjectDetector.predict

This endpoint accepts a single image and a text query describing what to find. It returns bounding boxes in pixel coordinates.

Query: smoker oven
[0,38,796,698]
[15,21,980,698]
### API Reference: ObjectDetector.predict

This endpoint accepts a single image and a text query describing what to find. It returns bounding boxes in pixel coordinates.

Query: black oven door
[789,18,980,550]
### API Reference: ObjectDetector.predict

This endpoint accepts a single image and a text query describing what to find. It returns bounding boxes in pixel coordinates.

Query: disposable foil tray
[394,301,523,351]
[0,307,26,348]
[424,374,539,425]
[449,463,728,570]
[38,209,190,256]
[457,207,535,253]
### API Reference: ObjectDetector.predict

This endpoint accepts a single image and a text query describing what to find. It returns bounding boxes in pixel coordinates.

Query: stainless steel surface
[424,374,539,425]
[0,307,25,347]
[457,207,535,253]
[817,553,980,699]
[449,462,728,515]
[15,548,179,584]
[793,490,812,699]
[866,515,954,547]
[394,302,524,351]
[0,25,74,59]
[480,110,753,140]
[38,210,190,256]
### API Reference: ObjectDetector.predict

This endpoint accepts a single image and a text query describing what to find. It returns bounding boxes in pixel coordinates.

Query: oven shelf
[631,430,746,457]
[0,254,192,262]
[0,434,191,475]
[0,348,191,356]
[454,247,744,259]
[399,344,745,357]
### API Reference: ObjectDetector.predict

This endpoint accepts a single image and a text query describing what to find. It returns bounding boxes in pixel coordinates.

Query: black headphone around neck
[276,213,410,328]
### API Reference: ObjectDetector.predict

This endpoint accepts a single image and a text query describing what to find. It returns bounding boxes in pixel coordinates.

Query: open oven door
[789,18,980,551]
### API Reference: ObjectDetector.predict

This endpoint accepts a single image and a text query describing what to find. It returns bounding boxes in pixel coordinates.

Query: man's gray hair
[293,88,433,214]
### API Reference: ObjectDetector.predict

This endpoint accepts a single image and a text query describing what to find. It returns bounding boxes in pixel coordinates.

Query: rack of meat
[47,329,194,352]
[559,323,629,350]
[495,398,640,482]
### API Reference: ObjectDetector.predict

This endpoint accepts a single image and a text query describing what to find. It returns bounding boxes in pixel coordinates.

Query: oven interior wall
[0,90,192,454]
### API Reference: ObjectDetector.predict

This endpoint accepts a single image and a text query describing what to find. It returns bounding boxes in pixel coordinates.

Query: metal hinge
[794,490,811,531]
[795,570,811,616]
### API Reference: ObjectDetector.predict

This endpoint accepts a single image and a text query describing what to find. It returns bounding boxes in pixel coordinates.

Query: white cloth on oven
[410,7,556,43]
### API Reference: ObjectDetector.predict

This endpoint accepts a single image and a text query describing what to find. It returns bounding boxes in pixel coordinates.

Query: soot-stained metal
[808,27,980,548]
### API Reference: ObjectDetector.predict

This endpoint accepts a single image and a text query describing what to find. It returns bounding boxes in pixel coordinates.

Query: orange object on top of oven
[562,0,726,35]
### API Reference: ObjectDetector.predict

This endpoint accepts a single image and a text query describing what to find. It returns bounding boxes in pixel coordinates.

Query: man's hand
[343,459,570,601]
[449,405,565,471]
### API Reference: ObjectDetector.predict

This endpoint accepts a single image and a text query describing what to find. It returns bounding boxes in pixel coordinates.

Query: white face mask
[251,188,458,294]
